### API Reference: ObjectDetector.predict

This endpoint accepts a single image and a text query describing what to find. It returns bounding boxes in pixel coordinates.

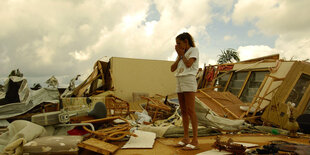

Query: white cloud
[211,0,234,23]
[233,0,310,61]
[0,51,10,64]
[207,59,217,66]
[233,0,310,35]
[35,46,54,64]
[275,36,310,60]
[247,29,256,37]
[212,1,234,11]
[2,0,307,88]
[69,50,90,61]
[200,52,217,66]
[91,0,212,60]
[59,34,73,46]
[0,0,212,86]
[237,45,279,61]
[223,35,236,41]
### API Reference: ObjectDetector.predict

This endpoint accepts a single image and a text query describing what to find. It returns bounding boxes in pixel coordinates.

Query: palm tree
[217,48,240,64]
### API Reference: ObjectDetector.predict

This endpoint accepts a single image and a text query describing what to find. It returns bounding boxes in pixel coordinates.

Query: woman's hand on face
[175,45,185,56]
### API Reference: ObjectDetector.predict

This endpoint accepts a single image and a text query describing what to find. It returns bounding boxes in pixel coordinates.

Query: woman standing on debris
[170,32,199,150]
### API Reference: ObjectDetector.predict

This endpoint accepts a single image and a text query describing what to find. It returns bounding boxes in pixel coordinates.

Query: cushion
[23,136,83,155]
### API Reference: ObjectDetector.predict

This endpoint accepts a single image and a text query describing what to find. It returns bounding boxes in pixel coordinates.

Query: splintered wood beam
[198,89,239,119]
[77,74,101,96]
[97,61,105,86]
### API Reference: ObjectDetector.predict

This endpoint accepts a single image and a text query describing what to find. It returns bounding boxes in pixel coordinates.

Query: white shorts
[176,75,197,93]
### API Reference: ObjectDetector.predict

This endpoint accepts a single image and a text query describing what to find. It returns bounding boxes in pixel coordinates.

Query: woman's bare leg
[184,92,198,146]
[178,93,190,143]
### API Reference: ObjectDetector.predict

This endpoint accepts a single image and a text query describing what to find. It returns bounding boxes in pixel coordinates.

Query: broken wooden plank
[78,138,119,155]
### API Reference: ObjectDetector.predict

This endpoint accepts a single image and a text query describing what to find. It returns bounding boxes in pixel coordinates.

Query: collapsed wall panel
[262,61,310,129]
[110,57,176,102]
[242,61,294,117]
[255,61,295,110]
[209,60,294,117]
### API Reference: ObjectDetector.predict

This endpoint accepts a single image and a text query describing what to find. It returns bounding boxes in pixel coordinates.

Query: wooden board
[78,138,119,155]
[196,89,244,119]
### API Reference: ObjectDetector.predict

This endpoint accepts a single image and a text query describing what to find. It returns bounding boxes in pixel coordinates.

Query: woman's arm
[182,48,198,68]
[171,45,184,72]
[171,56,196,72]
[171,56,182,72]
[182,57,196,68]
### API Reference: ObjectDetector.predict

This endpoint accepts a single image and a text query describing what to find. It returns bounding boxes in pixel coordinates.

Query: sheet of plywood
[196,89,244,119]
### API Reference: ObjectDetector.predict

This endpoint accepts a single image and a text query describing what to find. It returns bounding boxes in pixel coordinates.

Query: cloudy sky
[1,0,309,87]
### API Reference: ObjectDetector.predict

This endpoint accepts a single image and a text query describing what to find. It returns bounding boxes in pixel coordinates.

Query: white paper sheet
[196,149,231,155]
[122,130,156,149]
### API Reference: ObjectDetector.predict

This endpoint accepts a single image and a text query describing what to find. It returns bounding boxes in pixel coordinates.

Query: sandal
[174,141,187,147]
[182,144,199,150]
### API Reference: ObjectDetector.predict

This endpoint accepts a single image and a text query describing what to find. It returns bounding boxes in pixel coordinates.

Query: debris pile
[0,55,309,154]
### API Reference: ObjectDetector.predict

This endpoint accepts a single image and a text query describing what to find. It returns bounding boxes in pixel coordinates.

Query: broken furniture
[31,109,89,125]
[88,102,107,119]
[31,109,95,133]
[141,96,173,122]
[105,95,130,118]
[255,140,310,154]
[31,110,69,126]
[82,116,135,141]
[212,136,246,154]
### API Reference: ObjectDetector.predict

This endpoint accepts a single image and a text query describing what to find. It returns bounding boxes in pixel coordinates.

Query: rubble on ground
[0,55,309,155]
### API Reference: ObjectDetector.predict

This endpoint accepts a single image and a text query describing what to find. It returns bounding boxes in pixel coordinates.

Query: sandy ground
[102,133,310,155]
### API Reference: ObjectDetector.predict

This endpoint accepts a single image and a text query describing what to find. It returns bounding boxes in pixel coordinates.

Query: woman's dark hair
[176,32,196,47]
